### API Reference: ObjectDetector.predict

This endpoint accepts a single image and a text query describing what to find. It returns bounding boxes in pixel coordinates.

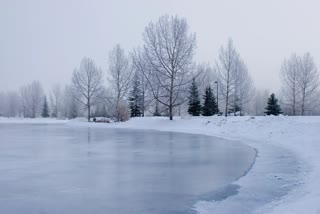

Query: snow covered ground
[1,116,319,213]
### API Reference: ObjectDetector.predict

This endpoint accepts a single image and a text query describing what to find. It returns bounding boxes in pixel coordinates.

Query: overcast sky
[1,0,320,93]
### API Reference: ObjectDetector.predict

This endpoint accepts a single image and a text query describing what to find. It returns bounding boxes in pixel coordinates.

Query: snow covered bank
[1,116,319,213]
[69,116,319,214]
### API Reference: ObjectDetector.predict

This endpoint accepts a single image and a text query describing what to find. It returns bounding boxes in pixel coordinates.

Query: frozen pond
[0,124,256,214]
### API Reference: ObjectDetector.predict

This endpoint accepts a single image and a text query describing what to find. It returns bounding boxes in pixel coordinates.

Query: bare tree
[131,48,151,117]
[50,84,62,118]
[29,81,44,118]
[72,57,103,122]
[142,15,197,120]
[19,86,29,117]
[194,63,214,94]
[108,44,132,121]
[298,53,319,115]
[280,54,300,115]
[61,85,80,119]
[280,53,319,116]
[233,59,255,115]
[215,38,239,117]
[19,81,44,118]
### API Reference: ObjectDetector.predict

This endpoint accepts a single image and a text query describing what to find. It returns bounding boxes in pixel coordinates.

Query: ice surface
[0,124,255,214]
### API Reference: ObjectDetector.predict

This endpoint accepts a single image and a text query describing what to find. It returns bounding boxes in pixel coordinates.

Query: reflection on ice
[0,124,256,214]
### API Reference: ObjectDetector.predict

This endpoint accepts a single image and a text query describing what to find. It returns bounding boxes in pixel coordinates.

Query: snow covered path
[1,116,319,213]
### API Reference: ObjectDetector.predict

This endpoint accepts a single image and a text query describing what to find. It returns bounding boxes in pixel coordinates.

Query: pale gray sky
[1,0,320,93]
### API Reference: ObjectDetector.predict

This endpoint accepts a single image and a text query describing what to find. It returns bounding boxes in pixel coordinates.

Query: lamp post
[214,81,219,114]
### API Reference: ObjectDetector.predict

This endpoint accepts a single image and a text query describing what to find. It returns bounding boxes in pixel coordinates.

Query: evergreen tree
[264,93,283,115]
[41,96,50,118]
[128,72,143,117]
[202,86,218,116]
[188,79,201,116]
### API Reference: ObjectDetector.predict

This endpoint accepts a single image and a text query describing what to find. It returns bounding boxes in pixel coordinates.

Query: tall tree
[50,84,62,118]
[202,86,218,116]
[41,96,50,118]
[265,93,283,116]
[233,59,255,116]
[188,79,201,116]
[215,39,239,117]
[72,57,103,122]
[280,54,300,115]
[109,44,132,121]
[19,81,44,118]
[60,85,79,119]
[280,53,319,115]
[128,71,143,117]
[298,53,319,115]
[131,48,152,117]
[143,15,197,120]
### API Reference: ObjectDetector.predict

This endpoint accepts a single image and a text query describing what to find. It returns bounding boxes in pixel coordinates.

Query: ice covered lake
[0,124,256,214]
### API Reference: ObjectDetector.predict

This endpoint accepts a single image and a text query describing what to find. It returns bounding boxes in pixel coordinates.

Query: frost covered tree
[265,93,283,116]
[72,57,103,122]
[215,39,239,117]
[143,15,197,120]
[131,48,154,117]
[109,44,132,121]
[188,78,201,116]
[128,71,143,117]
[61,85,79,119]
[215,39,254,116]
[19,81,44,118]
[298,53,319,115]
[50,84,62,118]
[41,96,50,118]
[232,59,255,116]
[280,54,300,115]
[280,53,319,115]
[202,86,218,116]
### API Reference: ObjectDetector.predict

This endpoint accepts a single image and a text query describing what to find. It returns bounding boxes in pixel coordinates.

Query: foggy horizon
[2,0,320,93]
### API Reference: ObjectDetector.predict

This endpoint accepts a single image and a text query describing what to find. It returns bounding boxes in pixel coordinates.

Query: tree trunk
[169,76,174,120]
[225,71,230,117]
[301,90,305,116]
[142,91,145,117]
[87,104,90,122]
[225,93,228,117]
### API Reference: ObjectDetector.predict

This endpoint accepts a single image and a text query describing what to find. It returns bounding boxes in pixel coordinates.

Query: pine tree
[41,96,50,118]
[128,72,143,117]
[264,93,283,115]
[202,86,218,116]
[188,79,201,116]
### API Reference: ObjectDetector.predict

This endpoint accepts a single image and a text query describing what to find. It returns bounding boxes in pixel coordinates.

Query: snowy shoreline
[0,116,318,213]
